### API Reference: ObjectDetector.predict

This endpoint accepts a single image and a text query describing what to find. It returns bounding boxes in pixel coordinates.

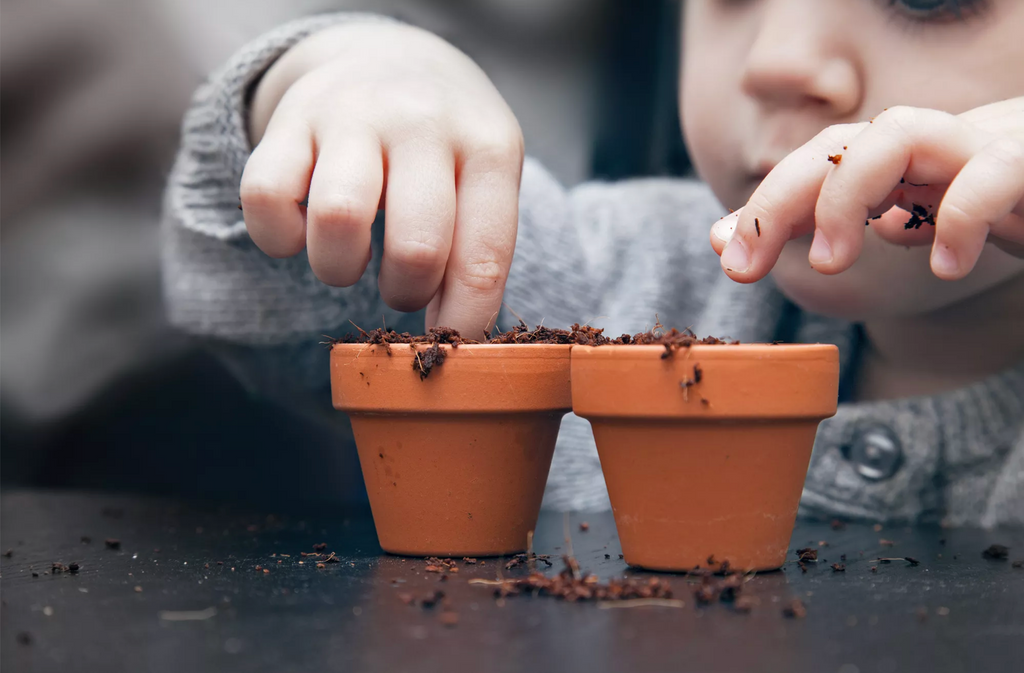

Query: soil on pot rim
[328,320,737,350]
[328,320,737,378]
[328,321,610,348]
[593,321,739,360]
[329,322,591,379]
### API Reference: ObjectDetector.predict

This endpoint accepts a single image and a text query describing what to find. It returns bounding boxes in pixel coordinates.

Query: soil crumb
[904,203,936,230]
[480,556,672,603]
[782,598,807,618]
[795,548,818,562]
[693,573,744,606]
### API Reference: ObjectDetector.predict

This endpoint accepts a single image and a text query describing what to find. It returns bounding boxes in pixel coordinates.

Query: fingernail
[712,213,739,243]
[931,245,959,277]
[808,232,834,266]
[721,237,751,273]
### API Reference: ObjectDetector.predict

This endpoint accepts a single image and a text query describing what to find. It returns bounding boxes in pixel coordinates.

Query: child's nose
[739,0,861,118]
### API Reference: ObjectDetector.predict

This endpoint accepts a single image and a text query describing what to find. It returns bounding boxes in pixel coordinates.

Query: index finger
[432,154,521,339]
[719,123,863,283]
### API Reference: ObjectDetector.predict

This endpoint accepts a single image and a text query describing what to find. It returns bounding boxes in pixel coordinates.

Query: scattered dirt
[796,548,818,562]
[480,556,673,603]
[693,573,744,606]
[579,522,590,532]
[782,598,807,618]
[501,553,552,573]
[51,562,79,574]
[904,204,936,230]
[425,557,461,574]
[419,590,446,608]
[399,589,450,610]
[504,552,554,571]
[875,557,920,567]
[104,539,121,550]
[982,544,1010,560]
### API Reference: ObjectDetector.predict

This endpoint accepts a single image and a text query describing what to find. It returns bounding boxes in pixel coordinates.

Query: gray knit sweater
[162,14,1024,527]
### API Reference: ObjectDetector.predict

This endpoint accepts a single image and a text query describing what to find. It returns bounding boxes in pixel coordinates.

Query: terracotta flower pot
[571,344,839,572]
[331,343,572,556]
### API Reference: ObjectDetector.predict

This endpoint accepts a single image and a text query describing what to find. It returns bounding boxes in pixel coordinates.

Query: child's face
[680,0,1024,320]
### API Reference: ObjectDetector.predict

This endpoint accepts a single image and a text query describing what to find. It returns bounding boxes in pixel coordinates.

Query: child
[162,2,1024,526]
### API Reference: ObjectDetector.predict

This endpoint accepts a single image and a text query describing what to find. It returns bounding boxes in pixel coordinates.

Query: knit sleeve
[160,12,402,347]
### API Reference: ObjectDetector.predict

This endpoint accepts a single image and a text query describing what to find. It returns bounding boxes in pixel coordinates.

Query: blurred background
[1,0,689,507]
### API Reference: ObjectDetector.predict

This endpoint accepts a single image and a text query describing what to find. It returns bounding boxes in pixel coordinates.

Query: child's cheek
[680,77,746,210]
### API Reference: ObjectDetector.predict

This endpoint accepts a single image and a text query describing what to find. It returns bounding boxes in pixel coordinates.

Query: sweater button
[842,425,903,481]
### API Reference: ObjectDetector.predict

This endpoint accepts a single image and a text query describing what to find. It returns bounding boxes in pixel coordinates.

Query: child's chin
[770,246,937,322]
[772,270,886,322]
[772,241,1024,323]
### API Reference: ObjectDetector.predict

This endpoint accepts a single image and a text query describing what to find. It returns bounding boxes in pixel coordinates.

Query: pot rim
[331,342,573,414]
[570,343,839,421]
[331,342,572,359]
[571,343,837,359]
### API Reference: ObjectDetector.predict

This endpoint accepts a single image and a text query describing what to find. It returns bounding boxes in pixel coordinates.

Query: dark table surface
[2,490,1022,673]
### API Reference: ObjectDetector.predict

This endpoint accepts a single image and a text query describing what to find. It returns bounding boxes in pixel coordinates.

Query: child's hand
[711,98,1024,282]
[240,23,524,338]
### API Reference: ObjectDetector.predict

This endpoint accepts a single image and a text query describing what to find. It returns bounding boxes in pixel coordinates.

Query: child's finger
[710,210,739,256]
[377,141,457,313]
[812,107,989,274]
[933,137,1024,279]
[721,123,860,282]
[305,131,384,286]
[433,153,521,339]
[239,122,314,258]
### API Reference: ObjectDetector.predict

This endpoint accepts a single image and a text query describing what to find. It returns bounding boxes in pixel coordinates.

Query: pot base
[352,413,561,557]
[594,420,818,572]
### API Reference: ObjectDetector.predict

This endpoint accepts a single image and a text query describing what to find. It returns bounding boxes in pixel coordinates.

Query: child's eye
[885,0,989,22]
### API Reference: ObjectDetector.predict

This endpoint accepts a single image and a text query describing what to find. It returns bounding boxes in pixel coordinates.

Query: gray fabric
[161,14,1024,527]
